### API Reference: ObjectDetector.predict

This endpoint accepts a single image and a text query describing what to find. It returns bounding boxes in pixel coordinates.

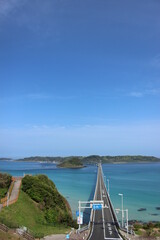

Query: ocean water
[0,161,160,223]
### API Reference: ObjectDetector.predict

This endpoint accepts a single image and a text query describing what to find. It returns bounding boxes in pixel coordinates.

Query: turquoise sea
[0,161,160,223]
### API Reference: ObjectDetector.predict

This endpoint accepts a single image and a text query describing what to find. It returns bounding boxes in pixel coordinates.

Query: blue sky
[0,0,160,157]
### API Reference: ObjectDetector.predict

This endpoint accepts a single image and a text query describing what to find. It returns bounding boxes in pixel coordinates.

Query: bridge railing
[89,164,99,225]
[101,165,120,228]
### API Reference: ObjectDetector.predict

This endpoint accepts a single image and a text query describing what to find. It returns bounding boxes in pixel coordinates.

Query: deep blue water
[0,161,160,222]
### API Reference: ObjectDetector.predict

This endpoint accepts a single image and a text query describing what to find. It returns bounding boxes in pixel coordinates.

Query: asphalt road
[89,164,121,240]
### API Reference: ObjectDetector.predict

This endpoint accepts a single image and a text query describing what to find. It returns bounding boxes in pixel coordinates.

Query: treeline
[0,173,12,198]
[17,155,160,164]
[82,155,160,164]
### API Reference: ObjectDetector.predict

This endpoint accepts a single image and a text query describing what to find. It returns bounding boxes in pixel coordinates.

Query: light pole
[118,193,124,228]
[107,179,110,196]
[126,209,128,239]
[115,208,128,238]
[103,175,106,188]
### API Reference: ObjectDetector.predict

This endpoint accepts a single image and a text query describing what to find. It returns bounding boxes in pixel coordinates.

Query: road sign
[66,234,70,239]
[92,204,102,210]
[77,212,83,224]
[76,211,83,217]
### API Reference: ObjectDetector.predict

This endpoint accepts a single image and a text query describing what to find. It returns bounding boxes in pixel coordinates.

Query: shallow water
[0,161,160,222]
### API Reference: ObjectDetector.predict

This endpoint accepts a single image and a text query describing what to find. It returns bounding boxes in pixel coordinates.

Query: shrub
[0,173,12,188]
[22,174,73,226]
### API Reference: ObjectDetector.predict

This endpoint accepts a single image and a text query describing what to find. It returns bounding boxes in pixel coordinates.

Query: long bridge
[88,163,122,240]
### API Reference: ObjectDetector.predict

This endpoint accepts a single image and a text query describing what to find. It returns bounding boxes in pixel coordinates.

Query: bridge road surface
[89,164,121,240]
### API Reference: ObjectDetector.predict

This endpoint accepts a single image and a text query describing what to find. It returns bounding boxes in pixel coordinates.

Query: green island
[16,155,160,164]
[0,173,77,238]
[58,157,84,168]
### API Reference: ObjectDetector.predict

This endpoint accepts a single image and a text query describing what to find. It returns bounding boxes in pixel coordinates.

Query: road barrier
[101,166,120,228]
[77,225,89,233]
[0,222,35,240]
[0,223,9,232]
[89,164,99,225]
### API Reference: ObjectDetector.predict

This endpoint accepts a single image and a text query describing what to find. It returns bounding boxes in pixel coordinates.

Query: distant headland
[13,155,160,167]
[0,158,12,161]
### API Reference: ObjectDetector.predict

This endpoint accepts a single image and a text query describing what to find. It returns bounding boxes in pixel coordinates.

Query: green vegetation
[82,155,160,164]
[58,157,84,168]
[16,155,160,164]
[0,173,12,198]
[22,175,75,226]
[134,222,160,237]
[0,190,70,238]
[0,174,77,238]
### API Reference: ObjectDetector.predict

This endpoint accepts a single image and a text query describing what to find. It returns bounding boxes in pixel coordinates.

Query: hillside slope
[0,174,76,238]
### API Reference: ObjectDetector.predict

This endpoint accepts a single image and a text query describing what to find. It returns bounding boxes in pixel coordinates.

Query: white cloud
[0,0,25,18]
[0,123,160,157]
[128,88,160,98]
[129,92,144,97]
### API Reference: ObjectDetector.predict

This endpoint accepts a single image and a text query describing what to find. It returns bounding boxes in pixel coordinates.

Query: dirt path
[42,234,66,240]
[9,180,21,203]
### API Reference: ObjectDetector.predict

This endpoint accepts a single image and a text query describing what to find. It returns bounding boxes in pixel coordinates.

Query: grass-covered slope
[0,173,12,198]
[0,174,76,238]
[58,157,83,168]
[0,190,70,237]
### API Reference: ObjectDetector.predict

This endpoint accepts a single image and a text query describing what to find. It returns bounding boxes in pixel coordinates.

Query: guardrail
[0,223,9,232]
[77,225,90,233]
[101,166,120,228]
[0,223,35,240]
[106,191,120,228]
[89,164,99,224]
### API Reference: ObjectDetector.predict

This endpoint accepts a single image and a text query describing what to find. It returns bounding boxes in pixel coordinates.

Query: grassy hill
[0,174,76,238]
[58,157,84,168]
